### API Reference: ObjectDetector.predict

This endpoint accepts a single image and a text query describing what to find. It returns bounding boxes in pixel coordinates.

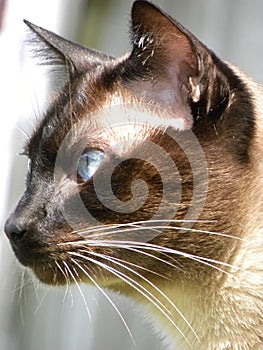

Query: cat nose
[4,216,28,248]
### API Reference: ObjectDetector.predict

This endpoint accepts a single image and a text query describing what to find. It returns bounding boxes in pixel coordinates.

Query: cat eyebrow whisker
[66,59,74,131]
[70,257,136,345]
[68,251,195,348]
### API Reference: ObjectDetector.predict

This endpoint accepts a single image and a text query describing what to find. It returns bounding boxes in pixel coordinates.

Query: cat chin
[10,247,61,285]
[31,259,104,286]
[32,265,68,286]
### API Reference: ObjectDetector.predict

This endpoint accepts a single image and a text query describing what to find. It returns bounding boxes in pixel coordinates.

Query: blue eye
[77,149,104,181]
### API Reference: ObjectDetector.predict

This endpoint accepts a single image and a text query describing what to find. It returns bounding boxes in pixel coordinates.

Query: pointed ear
[128,1,230,129]
[24,20,113,75]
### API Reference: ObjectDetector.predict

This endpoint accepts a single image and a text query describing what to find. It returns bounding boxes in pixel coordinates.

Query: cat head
[5,0,256,286]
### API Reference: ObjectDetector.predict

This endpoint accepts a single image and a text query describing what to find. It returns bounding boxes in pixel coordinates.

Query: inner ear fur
[126,0,231,126]
[24,20,114,75]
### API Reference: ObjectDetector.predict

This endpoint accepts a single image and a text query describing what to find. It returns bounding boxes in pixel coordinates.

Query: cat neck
[125,258,263,349]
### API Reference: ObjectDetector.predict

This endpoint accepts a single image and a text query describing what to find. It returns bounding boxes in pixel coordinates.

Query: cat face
[4,1,256,289]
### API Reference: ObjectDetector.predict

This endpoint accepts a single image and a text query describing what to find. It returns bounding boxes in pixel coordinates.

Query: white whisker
[13,268,29,327]
[62,220,245,245]
[77,249,200,343]
[82,240,240,279]
[123,246,184,272]
[33,287,50,314]
[62,261,92,322]
[55,260,72,303]
[31,271,41,299]
[13,268,27,303]
[68,251,194,348]
[85,225,244,242]
[70,258,136,346]
[17,127,30,142]
[78,249,172,316]
[70,219,215,236]
[74,245,167,279]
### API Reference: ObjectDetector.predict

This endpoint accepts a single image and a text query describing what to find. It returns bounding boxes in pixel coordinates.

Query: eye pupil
[77,149,104,181]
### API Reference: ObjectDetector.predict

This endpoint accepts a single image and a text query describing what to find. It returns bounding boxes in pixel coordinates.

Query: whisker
[62,260,92,322]
[13,268,29,327]
[13,268,26,302]
[75,245,167,279]
[78,250,172,315]
[65,221,246,244]
[55,260,67,284]
[127,244,234,278]
[71,223,121,235]
[70,258,136,346]
[60,261,75,307]
[77,249,200,343]
[60,237,241,280]
[102,240,239,270]
[70,219,215,236]
[55,260,72,303]
[33,287,50,314]
[125,246,234,278]
[17,127,30,142]
[68,251,194,348]
[73,240,240,279]
[70,250,172,316]
[122,246,184,272]
[31,270,41,299]
[66,59,74,129]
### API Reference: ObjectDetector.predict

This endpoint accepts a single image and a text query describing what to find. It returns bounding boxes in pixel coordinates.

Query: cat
[4,1,263,349]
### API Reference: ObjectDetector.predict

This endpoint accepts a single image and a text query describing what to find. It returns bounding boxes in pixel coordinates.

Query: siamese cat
[4,1,263,349]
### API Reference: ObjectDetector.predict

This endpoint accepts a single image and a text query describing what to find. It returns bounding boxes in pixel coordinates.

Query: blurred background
[1,0,263,349]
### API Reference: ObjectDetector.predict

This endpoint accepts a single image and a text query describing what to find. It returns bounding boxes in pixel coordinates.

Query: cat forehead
[29,84,190,159]
[96,93,188,132]
[59,94,187,157]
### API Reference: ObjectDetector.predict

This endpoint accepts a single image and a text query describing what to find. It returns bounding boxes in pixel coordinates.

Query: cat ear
[24,20,113,75]
[128,1,230,129]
